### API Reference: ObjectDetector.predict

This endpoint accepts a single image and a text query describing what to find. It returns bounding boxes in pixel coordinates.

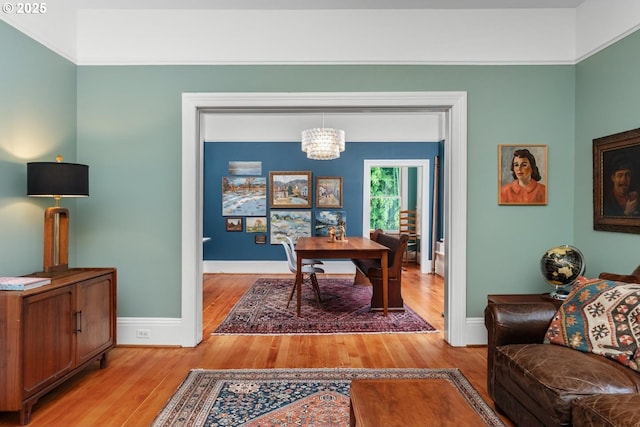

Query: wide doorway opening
[181,92,467,347]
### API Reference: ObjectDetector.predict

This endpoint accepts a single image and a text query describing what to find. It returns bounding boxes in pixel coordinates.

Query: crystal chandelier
[301,114,345,160]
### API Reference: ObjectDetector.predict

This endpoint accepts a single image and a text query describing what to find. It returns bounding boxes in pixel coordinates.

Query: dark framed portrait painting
[593,127,640,234]
[498,144,548,205]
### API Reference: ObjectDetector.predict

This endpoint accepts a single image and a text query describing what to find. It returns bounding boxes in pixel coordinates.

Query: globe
[540,245,585,300]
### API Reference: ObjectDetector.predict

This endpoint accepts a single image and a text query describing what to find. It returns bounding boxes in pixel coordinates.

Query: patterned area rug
[212,278,437,335]
[151,368,506,427]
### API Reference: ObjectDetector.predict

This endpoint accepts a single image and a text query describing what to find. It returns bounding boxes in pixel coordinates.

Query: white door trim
[181,91,467,347]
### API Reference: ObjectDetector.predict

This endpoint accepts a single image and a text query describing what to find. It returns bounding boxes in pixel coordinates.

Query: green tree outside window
[370,167,400,231]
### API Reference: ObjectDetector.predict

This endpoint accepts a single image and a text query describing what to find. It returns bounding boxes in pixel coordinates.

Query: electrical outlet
[136,329,151,339]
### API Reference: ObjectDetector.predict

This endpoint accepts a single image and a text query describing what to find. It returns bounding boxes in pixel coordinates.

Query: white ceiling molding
[75,9,576,65]
[1,0,639,65]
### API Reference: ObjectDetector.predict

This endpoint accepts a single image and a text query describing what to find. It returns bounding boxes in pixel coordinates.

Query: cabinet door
[75,274,115,365]
[22,287,75,396]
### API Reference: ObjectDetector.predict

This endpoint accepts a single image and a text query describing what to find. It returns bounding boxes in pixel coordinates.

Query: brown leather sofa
[352,229,408,311]
[485,268,640,427]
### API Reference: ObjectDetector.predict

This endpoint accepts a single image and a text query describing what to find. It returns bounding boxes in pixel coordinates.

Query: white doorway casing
[181,91,468,347]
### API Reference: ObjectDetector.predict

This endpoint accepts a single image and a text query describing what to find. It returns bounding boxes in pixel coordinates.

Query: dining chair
[399,209,418,264]
[281,241,324,308]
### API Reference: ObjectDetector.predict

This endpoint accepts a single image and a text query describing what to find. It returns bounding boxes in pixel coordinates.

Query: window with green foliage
[369,167,400,231]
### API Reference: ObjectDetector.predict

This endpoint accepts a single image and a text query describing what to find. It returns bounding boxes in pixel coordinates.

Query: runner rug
[212,278,437,335]
[151,368,506,427]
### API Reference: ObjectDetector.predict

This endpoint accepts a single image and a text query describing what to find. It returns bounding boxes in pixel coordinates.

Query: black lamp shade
[27,162,89,197]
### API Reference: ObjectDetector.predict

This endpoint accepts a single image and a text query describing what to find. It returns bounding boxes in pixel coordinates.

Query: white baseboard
[464,316,487,345]
[117,315,488,347]
[117,317,183,346]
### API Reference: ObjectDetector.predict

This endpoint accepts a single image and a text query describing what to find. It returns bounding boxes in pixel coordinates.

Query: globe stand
[550,285,572,300]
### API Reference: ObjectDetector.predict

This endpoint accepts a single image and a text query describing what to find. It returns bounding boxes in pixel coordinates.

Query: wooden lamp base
[43,207,69,273]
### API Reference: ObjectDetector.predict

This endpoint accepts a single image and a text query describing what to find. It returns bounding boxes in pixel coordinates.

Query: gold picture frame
[315,176,343,208]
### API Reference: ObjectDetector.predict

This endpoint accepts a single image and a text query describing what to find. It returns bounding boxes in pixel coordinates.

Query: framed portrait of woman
[498,144,548,205]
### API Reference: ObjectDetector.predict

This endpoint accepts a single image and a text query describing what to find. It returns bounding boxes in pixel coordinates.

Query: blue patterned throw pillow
[545,278,640,371]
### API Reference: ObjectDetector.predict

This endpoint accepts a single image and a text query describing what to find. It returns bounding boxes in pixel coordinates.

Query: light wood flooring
[0,266,514,427]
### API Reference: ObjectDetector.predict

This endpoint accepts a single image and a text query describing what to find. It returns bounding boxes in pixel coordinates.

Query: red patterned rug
[152,368,506,427]
[212,278,437,335]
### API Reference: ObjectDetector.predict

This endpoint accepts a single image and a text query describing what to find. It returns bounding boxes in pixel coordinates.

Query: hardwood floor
[0,267,514,426]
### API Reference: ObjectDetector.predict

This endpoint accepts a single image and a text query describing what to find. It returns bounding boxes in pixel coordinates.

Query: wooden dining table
[294,236,390,316]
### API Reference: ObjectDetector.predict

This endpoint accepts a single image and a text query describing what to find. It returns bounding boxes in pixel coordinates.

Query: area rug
[212,278,437,335]
[151,368,506,427]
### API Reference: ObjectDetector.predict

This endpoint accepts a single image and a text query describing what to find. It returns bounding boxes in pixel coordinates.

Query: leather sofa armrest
[485,302,557,348]
[484,302,558,399]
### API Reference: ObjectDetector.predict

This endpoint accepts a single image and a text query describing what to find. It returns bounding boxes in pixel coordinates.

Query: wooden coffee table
[349,379,492,426]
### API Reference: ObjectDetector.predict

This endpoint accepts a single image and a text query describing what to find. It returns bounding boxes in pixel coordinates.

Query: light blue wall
[574,30,640,276]
[7,21,637,321]
[0,21,77,276]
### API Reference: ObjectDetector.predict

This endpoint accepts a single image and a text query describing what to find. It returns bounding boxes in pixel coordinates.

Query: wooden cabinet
[0,268,116,424]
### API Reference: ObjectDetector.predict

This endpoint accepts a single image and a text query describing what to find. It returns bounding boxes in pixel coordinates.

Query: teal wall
[0,21,77,276]
[75,64,575,318]
[574,29,640,276]
[3,19,638,321]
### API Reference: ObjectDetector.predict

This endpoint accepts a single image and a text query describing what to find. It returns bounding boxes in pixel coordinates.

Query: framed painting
[246,217,267,233]
[269,210,312,244]
[498,144,548,205]
[315,176,343,208]
[228,161,262,176]
[314,210,346,236]
[254,235,267,245]
[593,128,640,234]
[269,171,312,208]
[222,176,266,216]
[225,217,243,232]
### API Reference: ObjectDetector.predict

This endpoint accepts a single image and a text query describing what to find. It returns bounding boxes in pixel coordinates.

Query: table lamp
[27,156,89,274]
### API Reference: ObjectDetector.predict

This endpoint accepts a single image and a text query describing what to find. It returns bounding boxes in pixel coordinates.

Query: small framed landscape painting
[593,127,640,234]
[228,161,262,176]
[498,144,548,205]
[225,217,243,232]
[269,171,312,208]
[315,176,343,208]
[246,217,267,233]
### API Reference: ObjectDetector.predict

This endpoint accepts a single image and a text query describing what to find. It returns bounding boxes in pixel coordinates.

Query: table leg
[296,254,303,316]
[381,250,388,316]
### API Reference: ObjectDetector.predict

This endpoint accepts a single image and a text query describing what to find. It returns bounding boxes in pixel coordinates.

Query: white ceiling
[3,0,640,65]
[74,0,586,10]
